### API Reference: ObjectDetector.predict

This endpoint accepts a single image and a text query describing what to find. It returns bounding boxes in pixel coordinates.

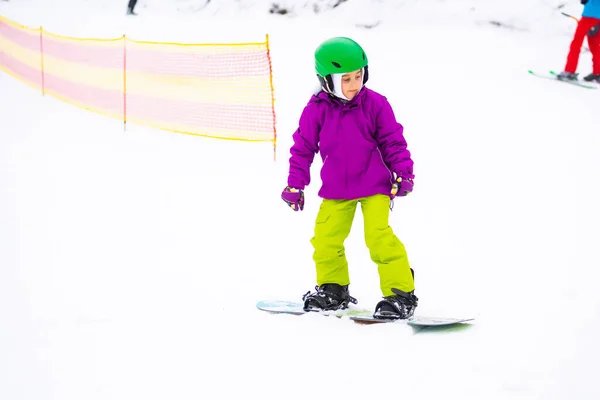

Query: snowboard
[256,300,474,327]
[528,70,598,89]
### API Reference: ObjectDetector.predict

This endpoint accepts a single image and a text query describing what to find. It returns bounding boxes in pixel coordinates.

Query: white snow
[1,0,600,399]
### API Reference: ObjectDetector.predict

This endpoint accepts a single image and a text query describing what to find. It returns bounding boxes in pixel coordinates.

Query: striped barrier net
[0,15,277,144]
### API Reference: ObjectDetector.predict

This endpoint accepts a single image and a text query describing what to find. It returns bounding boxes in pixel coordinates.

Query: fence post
[266,34,277,161]
[39,26,45,95]
[123,34,127,132]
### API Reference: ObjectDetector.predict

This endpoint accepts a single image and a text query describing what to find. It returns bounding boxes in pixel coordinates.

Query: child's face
[341,69,363,100]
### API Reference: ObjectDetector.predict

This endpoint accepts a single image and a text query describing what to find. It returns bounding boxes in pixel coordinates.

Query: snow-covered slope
[0,0,589,38]
[1,1,599,399]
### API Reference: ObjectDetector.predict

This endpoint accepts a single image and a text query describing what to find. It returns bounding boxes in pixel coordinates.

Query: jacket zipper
[376,147,394,184]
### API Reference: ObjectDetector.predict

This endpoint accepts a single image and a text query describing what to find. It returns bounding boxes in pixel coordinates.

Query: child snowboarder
[557,0,600,83]
[281,37,418,320]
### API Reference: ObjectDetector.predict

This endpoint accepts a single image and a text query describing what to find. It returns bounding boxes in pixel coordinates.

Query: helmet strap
[318,74,335,94]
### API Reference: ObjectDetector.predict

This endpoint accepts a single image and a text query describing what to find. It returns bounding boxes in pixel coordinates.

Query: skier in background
[281,37,418,320]
[127,0,138,16]
[557,0,600,82]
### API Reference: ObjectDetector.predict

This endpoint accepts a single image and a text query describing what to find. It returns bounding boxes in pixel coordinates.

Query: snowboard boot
[302,283,357,312]
[583,73,600,83]
[556,71,579,81]
[373,288,419,320]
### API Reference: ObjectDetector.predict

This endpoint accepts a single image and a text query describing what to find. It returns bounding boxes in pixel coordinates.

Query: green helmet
[314,37,368,78]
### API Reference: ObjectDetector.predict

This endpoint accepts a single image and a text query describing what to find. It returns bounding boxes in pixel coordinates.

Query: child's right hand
[281,186,305,211]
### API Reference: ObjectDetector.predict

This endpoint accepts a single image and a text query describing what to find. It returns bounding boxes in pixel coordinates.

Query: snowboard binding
[373,288,419,320]
[302,283,358,312]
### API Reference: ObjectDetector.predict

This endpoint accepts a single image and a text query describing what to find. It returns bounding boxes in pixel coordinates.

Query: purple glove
[391,175,413,198]
[281,186,305,211]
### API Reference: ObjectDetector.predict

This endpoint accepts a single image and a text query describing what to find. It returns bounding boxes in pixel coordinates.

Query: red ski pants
[565,16,600,74]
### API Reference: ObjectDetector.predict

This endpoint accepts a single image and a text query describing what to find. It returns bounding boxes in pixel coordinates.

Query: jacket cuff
[395,169,415,180]
[287,177,305,190]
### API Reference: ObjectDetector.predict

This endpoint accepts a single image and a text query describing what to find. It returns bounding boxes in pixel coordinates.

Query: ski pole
[560,11,579,23]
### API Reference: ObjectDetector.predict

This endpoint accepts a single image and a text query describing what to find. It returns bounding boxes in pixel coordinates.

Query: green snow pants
[310,194,414,297]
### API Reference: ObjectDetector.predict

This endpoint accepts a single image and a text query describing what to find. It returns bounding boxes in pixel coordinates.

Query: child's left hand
[391,176,413,198]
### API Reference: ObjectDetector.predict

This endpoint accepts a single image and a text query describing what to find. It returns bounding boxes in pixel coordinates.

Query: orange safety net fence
[0,15,277,144]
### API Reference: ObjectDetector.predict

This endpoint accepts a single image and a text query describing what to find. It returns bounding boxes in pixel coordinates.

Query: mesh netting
[0,15,276,143]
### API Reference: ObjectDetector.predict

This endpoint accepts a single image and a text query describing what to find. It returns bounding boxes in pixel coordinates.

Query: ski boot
[373,288,419,320]
[302,283,357,312]
[556,71,579,81]
[583,73,600,83]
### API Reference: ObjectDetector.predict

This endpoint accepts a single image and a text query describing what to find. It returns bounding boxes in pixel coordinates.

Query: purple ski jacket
[287,87,414,200]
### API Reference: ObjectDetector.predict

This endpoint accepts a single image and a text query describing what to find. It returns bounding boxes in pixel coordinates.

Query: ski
[528,70,598,89]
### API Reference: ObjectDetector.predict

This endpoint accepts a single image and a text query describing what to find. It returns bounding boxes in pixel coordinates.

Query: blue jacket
[583,0,600,19]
